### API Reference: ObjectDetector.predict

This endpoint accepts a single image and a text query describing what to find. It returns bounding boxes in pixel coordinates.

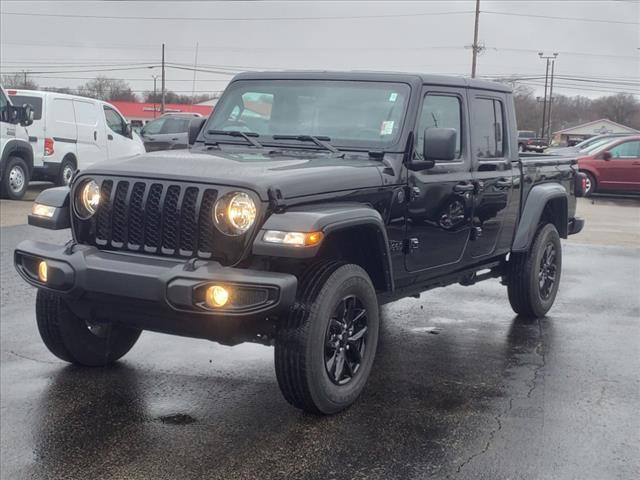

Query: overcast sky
[1,0,638,99]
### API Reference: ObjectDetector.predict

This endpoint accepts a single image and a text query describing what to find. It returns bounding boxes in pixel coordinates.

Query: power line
[0,10,475,22]
[481,10,639,25]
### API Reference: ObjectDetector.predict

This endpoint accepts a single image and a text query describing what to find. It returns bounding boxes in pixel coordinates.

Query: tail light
[44,138,54,156]
[7,90,17,96]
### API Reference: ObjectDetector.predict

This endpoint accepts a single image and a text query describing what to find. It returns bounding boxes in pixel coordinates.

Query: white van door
[102,105,143,160]
[50,98,78,166]
[73,99,107,169]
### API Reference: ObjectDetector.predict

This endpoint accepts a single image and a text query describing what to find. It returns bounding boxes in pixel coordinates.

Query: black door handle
[93,131,97,141]
[108,134,113,140]
[453,182,474,193]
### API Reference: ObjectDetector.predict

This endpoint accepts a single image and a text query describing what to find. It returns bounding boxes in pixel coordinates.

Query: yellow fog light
[38,261,48,283]
[205,285,229,308]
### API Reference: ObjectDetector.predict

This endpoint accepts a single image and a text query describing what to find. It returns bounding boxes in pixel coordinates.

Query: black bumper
[14,241,297,344]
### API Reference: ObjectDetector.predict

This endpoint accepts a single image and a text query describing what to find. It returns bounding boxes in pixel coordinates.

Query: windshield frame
[203,79,414,152]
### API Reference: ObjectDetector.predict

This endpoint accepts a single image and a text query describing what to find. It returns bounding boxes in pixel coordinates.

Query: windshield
[581,138,615,153]
[205,80,411,149]
[518,131,535,138]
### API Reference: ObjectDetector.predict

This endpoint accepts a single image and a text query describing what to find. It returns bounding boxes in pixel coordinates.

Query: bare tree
[77,76,137,101]
[1,72,38,90]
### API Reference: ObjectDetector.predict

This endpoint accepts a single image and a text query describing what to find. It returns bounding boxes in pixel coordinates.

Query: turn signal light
[263,230,324,247]
[38,261,48,283]
[205,285,229,308]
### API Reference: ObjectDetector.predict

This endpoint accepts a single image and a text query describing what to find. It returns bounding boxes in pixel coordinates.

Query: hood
[81,149,384,201]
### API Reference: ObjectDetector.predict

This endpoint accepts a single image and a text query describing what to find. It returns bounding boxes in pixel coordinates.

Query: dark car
[139,113,203,152]
[518,130,548,153]
[577,135,640,195]
[19,71,585,415]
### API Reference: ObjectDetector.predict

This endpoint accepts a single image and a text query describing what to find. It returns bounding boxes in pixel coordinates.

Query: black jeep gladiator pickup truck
[16,72,585,414]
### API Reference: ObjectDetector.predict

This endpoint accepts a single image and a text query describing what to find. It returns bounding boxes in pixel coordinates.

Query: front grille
[84,179,219,258]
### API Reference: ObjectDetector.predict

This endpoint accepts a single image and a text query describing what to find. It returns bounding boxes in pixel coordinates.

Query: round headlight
[213,192,256,235]
[75,179,101,219]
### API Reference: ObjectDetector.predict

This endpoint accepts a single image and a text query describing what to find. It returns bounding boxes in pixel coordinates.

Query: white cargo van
[7,90,144,186]
[1,86,34,200]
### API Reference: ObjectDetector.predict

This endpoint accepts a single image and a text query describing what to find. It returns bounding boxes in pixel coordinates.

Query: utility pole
[191,42,199,106]
[546,54,558,140]
[538,52,556,139]
[151,75,159,118]
[471,0,481,78]
[161,43,166,114]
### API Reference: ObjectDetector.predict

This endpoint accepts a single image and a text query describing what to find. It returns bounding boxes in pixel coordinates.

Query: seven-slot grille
[86,179,219,258]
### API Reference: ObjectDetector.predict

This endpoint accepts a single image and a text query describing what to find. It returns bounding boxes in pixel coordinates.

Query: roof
[108,101,213,120]
[231,70,512,93]
[554,118,639,135]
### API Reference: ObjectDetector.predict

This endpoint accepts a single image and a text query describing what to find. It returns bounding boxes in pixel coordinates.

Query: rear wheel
[275,262,379,414]
[507,223,562,318]
[56,157,76,186]
[1,156,30,200]
[36,290,141,366]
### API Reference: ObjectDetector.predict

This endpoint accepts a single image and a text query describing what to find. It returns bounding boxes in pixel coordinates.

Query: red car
[578,135,640,196]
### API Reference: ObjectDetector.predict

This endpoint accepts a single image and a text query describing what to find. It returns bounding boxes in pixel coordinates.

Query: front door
[467,92,517,258]
[103,105,136,160]
[598,139,640,192]
[405,88,474,273]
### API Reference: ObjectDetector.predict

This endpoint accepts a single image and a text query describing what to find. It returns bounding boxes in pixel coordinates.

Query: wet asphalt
[1,224,639,480]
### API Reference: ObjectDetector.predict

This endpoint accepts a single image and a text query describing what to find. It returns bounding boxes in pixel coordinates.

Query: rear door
[467,92,518,258]
[599,139,640,191]
[73,99,107,168]
[405,86,474,273]
[50,97,78,164]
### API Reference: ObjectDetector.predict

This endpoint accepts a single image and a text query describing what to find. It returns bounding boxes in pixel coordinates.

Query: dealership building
[552,119,638,146]
[110,101,213,129]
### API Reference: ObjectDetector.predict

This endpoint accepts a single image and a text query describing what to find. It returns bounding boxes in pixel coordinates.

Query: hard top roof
[231,70,512,93]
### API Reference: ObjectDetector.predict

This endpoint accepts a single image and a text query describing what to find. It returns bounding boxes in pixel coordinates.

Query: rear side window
[74,101,98,126]
[416,94,462,159]
[473,98,506,158]
[10,95,43,120]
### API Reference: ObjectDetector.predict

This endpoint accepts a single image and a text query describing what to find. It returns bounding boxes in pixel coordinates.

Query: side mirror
[602,151,612,161]
[409,128,457,171]
[188,117,207,146]
[124,123,133,138]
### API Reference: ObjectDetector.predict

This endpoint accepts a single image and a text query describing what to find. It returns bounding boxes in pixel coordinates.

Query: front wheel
[507,223,562,318]
[275,263,380,414]
[36,290,141,366]
[1,156,30,200]
[582,171,596,197]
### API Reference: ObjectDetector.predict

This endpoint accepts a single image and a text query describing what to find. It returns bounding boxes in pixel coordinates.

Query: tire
[35,289,141,366]
[582,171,596,197]
[0,156,30,200]
[507,223,562,318]
[275,262,380,415]
[56,157,76,186]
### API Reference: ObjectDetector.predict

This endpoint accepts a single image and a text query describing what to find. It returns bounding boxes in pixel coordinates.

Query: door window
[104,106,127,136]
[473,98,506,158]
[416,94,462,159]
[608,140,640,158]
[142,117,165,135]
[161,117,191,134]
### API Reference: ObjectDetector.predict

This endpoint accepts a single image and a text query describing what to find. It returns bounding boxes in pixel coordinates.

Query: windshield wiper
[207,129,263,148]
[272,134,342,155]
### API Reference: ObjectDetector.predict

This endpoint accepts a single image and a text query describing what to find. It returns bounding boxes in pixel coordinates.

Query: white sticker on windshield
[389,92,398,102]
[380,120,394,135]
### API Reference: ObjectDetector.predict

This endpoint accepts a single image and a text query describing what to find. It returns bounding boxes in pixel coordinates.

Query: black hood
[81,149,385,201]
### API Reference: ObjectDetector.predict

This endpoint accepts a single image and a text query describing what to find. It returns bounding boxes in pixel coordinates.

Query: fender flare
[28,187,71,230]
[1,139,34,176]
[253,203,394,291]
[512,183,568,252]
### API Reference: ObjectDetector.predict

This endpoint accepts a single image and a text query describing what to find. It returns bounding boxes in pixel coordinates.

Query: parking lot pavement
[1,196,639,479]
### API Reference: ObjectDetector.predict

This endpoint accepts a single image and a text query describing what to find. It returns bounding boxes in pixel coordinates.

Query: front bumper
[14,241,297,344]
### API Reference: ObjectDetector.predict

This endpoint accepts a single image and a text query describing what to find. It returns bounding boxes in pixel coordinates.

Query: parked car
[18,71,585,415]
[577,135,640,195]
[0,86,34,199]
[547,133,631,156]
[7,89,144,186]
[518,130,548,153]
[139,113,203,152]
